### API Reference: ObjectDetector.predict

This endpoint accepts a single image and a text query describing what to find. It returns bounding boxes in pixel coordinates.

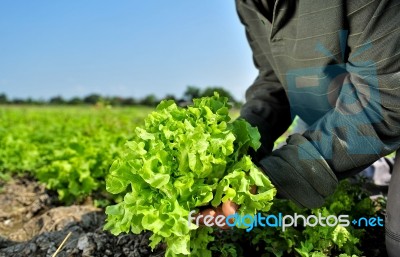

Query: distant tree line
[0,86,240,107]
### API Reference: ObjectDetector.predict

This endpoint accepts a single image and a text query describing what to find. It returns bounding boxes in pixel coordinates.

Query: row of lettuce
[0,104,385,257]
[0,106,151,203]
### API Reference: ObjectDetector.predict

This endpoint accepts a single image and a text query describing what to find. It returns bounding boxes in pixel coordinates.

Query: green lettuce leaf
[104,93,276,256]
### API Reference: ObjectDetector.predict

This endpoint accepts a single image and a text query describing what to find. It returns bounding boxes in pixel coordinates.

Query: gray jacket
[237,0,400,208]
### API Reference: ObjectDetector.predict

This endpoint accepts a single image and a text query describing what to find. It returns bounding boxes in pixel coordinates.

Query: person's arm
[260,0,400,208]
[236,1,292,161]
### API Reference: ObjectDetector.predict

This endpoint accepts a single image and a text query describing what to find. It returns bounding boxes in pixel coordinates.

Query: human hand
[194,185,257,229]
[195,200,238,230]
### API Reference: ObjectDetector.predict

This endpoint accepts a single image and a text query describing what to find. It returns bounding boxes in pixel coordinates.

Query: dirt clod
[0,177,165,257]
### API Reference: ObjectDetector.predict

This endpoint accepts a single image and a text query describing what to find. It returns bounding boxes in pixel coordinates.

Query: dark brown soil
[0,176,389,257]
[0,176,165,257]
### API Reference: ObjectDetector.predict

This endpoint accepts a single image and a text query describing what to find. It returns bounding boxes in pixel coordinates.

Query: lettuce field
[0,101,388,257]
[0,106,152,203]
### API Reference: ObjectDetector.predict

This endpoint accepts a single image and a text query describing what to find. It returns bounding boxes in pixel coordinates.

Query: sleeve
[236,0,292,161]
[259,0,400,208]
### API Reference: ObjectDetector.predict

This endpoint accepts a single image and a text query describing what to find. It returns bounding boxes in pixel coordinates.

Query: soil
[0,176,166,257]
[0,176,389,257]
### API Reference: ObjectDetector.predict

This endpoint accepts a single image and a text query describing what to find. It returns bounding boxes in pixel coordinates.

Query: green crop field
[0,102,388,257]
[0,105,152,202]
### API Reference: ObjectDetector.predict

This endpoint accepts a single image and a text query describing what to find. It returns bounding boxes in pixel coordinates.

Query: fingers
[196,201,238,230]
[195,208,216,224]
[215,206,231,230]
[194,185,258,230]
[250,185,257,194]
[221,200,239,230]
[222,200,238,217]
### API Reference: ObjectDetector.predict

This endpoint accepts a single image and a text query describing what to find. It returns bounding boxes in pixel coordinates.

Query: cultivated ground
[0,176,166,257]
[0,106,390,257]
[0,175,389,257]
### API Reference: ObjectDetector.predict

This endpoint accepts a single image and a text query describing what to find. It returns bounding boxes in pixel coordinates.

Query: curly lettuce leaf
[104,93,276,256]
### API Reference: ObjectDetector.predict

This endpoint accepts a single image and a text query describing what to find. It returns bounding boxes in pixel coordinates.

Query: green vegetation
[0,97,385,257]
[0,105,152,203]
[104,94,275,257]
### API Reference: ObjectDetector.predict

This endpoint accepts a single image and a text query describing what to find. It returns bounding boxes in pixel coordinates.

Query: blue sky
[0,1,257,101]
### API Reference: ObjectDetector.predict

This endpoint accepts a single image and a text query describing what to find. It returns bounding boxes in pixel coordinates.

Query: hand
[195,200,238,230]
[195,185,257,229]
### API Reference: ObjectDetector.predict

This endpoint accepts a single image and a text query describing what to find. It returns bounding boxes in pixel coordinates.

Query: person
[237,0,400,256]
[202,0,400,256]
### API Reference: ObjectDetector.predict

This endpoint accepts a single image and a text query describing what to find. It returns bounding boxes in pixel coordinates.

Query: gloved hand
[239,98,291,163]
[241,102,338,209]
[258,134,339,209]
[239,102,274,162]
